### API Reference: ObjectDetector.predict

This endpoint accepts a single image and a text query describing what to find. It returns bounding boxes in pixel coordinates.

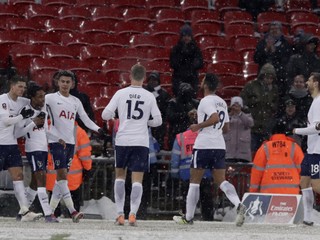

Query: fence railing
[0,153,252,219]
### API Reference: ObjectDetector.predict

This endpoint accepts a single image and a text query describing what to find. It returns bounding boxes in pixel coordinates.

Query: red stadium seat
[75,0,108,8]
[290,12,319,35]
[285,0,312,12]
[214,0,241,18]
[60,32,94,48]
[43,45,77,59]
[146,0,178,14]
[145,60,171,75]
[26,32,61,45]
[190,9,220,25]
[110,0,146,10]
[129,34,163,48]
[92,97,111,110]
[77,72,111,86]
[42,0,76,7]
[6,18,44,32]
[0,31,25,68]
[209,49,242,65]
[0,5,21,18]
[155,9,186,24]
[7,0,38,6]
[90,7,123,21]
[243,63,259,81]
[216,88,241,104]
[256,12,289,34]
[233,36,259,54]
[198,36,229,53]
[219,75,246,91]
[24,5,59,25]
[114,21,149,38]
[150,22,181,37]
[31,69,57,90]
[242,50,255,64]
[79,20,115,34]
[79,46,118,61]
[224,24,255,41]
[10,44,44,75]
[180,0,210,19]
[93,33,128,48]
[192,22,221,38]
[207,62,241,76]
[291,24,319,36]
[30,58,62,70]
[122,8,155,25]
[44,19,81,33]
[116,47,148,60]
[57,6,91,20]
[146,48,170,61]
[223,10,253,26]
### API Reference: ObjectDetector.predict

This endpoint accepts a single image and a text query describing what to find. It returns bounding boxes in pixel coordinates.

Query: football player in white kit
[173,73,246,226]
[293,72,320,226]
[45,70,104,223]
[0,76,43,221]
[14,83,62,223]
[102,64,162,226]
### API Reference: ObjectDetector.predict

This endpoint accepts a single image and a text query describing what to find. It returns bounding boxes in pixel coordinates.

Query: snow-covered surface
[1,218,320,240]
[2,197,320,240]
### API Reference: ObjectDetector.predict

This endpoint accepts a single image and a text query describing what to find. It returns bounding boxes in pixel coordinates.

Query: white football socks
[130,182,143,216]
[114,179,125,215]
[185,183,200,221]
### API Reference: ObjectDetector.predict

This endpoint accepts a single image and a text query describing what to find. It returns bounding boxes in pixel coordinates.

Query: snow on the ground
[0,218,320,240]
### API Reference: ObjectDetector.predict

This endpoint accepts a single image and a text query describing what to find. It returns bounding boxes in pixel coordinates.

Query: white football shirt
[0,94,29,145]
[295,95,320,154]
[194,94,229,149]
[46,92,100,144]
[14,105,54,152]
[102,86,161,147]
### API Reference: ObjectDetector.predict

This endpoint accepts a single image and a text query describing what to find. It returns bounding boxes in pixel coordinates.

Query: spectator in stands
[249,126,304,194]
[239,0,276,20]
[283,74,312,120]
[240,63,279,154]
[171,109,213,221]
[170,24,204,97]
[224,96,254,163]
[286,33,320,88]
[144,71,171,150]
[254,21,292,97]
[272,99,307,148]
[166,83,199,149]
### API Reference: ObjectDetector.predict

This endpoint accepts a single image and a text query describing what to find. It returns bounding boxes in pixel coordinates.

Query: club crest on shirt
[2,103,6,110]
[55,160,60,166]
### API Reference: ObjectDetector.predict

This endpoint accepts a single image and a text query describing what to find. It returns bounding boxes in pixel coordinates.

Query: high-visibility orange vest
[249,134,304,194]
[46,125,92,191]
[176,130,198,160]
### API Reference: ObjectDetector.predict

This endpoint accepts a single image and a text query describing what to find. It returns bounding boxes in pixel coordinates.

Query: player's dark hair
[55,70,75,81]
[310,72,320,90]
[9,75,27,86]
[131,64,146,81]
[204,73,219,92]
[27,82,43,98]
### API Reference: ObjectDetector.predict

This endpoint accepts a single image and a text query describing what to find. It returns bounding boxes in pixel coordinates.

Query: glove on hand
[20,107,34,119]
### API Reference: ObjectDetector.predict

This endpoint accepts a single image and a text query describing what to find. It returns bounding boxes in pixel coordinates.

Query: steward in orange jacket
[46,124,92,192]
[249,134,304,194]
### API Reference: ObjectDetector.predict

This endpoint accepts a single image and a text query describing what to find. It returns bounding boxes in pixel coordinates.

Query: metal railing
[0,153,252,219]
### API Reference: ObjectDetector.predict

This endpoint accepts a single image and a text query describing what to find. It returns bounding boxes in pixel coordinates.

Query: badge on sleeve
[2,103,6,110]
